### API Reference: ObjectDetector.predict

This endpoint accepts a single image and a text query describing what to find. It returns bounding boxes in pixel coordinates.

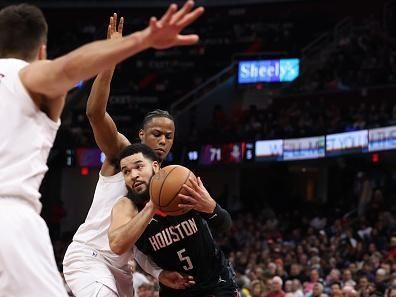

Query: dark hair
[118,143,158,163]
[142,109,174,128]
[330,281,341,288]
[0,4,48,61]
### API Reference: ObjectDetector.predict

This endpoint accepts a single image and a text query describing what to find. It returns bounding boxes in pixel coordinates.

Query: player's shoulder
[0,58,29,86]
[114,196,134,210]
[112,196,140,217]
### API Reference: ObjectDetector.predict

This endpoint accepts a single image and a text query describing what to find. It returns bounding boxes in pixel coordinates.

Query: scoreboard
[185,142,254,165]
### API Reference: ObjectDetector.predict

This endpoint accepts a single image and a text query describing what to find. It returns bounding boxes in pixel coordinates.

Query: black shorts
[203,265,239,297]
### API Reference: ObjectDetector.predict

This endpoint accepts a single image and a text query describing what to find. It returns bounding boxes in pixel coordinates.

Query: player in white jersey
[63,7,201,297]
[0,3,203,297]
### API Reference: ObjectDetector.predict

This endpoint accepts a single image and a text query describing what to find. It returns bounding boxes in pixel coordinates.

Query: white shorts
[63,241,133,297]
[74,282,119,297]
[0,198,68,297]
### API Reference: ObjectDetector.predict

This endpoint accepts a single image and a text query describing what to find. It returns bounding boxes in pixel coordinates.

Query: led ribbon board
[283,136,325,161]
[326,130,368,156]
[368,126,396,152]
[255,140,283,161]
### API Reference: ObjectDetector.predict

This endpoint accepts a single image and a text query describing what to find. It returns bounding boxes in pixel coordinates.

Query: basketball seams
[150,165,194,215]
[161,170,191,208]
[158,165,179,207]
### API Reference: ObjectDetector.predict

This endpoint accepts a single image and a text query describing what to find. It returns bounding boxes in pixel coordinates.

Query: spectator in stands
[375,268,389,295]
[251,279,267,297]
[341,269,356,288]
[137,282,156,297]
[325,269,341,287]
[329,282,342,297]
[387,285,396,297]
[305,282,327,297]
[304,269,322,295]
[341,285,358,297]
[289,264,305,283]
[284,280,294,297]
[291,279,304,297]
[128,259,151,297]
[266,276,285,297]
[239,274,253,297]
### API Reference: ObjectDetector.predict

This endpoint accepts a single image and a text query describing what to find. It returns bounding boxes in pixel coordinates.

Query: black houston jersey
[135,210,230,295]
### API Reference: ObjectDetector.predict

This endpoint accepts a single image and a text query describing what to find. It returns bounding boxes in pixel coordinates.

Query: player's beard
[125,171,155,211]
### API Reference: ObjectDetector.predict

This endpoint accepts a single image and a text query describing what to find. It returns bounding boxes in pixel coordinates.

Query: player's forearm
[86,68,116,119]
[109,204,156,255]
[201,204,232,233]
[85,68,125,160]
[60,32,147,93]
[25,31,149,99]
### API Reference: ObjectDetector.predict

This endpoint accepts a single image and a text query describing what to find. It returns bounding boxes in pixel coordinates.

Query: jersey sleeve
[199,203,232,233]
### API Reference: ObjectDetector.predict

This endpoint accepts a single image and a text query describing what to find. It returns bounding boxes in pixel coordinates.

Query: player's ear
[38,44,47,60]
[138,129,144,141]
[152,161,159,173]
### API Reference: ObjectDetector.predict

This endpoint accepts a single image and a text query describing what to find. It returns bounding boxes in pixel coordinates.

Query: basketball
[149,165,197,216]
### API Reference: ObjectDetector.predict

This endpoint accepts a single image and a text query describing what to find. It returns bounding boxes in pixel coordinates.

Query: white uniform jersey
[69,172,131,266]
[63,172,162,296]
[0,58,60,213]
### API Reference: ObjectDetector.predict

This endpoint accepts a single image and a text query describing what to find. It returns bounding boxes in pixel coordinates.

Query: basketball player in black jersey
[109,144,239,297]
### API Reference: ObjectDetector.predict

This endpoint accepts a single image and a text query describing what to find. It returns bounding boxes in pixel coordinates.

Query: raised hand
[177,177,216,214]
[107,13,124,40]
[143,0,204,50]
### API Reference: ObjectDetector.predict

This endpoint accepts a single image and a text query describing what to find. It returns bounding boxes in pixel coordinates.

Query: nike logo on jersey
[149,218,198,251]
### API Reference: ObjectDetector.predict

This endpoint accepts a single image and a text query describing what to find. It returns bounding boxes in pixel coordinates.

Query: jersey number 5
[177,248,193,271]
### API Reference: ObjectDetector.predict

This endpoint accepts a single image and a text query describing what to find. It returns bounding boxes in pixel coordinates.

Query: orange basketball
[149,165,196,216]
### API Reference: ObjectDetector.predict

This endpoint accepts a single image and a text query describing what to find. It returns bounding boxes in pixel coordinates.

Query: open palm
[144,0,204,50]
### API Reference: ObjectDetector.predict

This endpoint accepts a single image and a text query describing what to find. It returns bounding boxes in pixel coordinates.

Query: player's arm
[108,197,156,255]
[199,203,232,233]
[20,32,148,99]
[19,1,204,99]
[134,247,195,289]
[178,177,232,233]
[86,14,129,168]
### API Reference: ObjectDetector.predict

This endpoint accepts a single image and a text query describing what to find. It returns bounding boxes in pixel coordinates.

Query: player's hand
[142,0,204,50]
[177,177,216,214]
[144,200,158,212]
[98,13,124,75]
[158,271,195,289]
[107,13,124,39]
